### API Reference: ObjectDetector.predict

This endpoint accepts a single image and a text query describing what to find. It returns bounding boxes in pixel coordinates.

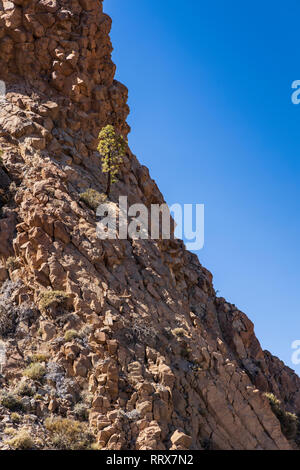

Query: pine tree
[97,125,127,196]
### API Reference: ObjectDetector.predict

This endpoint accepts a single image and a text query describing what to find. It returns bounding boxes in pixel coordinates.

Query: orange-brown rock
[0,0,299,451]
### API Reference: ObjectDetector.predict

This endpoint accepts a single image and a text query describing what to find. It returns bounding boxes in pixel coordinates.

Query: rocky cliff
[0,0,299,450]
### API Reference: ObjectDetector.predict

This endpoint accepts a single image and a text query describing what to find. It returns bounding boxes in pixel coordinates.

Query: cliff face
[0,0,299,450]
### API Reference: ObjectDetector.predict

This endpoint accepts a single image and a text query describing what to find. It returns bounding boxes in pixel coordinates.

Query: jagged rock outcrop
[0,0,299,450]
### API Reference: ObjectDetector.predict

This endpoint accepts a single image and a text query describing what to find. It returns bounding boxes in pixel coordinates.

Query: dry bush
[80,189,107,211]
[0,392,23,411]
[39,290,70,313]
[44,417,94,450]
[6,430,34,450]
[23,363,46,381]
[64,329,79,342]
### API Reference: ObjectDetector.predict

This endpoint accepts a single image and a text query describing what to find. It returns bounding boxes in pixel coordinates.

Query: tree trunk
[106,171,111,196]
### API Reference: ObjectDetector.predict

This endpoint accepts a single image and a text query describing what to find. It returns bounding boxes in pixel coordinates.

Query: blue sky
[105,0,300,371]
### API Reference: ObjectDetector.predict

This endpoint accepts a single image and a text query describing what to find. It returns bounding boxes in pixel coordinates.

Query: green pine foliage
[97,125,127,196]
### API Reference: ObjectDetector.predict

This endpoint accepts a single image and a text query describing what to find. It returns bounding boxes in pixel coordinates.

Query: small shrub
[74,403,89,421]
[265,393,299,440]
[16,380,35,397]
[284,412,299,440]
[39,290,69,312]
[30,353,49,363]
[11,412,21,424]
[79,189,107,211]
[44,417,94,450]
[91,442,103,450]
[265,393,282,414]
[4,426,15,436]
[64,329,79,342]
[1,393,23,411]
[34,394,43,401]
[23,362,46,381]
[6,430,34,450]
[172,328,186,338]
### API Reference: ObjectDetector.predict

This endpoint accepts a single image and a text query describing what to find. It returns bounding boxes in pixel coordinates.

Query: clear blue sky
[105,0,300,371]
